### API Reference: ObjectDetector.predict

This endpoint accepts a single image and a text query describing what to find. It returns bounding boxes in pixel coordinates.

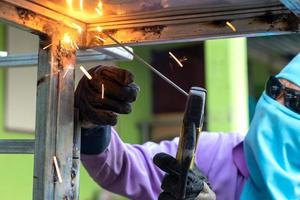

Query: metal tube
[102,32,188,97]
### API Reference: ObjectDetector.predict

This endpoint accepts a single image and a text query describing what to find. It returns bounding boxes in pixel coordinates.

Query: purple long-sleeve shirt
[81,128,248,200]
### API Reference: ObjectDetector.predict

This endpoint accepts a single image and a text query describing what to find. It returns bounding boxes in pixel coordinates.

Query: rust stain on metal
[253,12,299,31]
[141,25,165,35]
[16,6,36,21]
[37,74,51,86]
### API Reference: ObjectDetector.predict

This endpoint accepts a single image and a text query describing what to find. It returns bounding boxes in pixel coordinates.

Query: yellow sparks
[71,22,82,34]
[96,26,103,32]
[66,0,73,9]
[226,21,237,32]
[80,66,92,80]
[169,52,183,67]
[53,156,63,183]
[80,0,83,10]
[95,36,105,42]
[72,41,79,50]
[101,83,105,99]
[43,43,53,50]
[95,1,103,16]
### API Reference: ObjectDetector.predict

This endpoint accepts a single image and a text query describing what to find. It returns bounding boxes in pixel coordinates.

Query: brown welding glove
[75,65,139,128]
[153,153,216,200]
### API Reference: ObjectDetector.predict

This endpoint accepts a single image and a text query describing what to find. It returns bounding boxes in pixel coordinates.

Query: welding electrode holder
[175,87,207,200]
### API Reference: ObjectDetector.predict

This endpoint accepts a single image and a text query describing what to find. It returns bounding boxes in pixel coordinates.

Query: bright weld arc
[43,43,53,50]
[53,156,63,183]
[80,66,92,80]
[96,26,103,32]
[101,83,105,99]
[169,52,183,67]
[226,21,237,32]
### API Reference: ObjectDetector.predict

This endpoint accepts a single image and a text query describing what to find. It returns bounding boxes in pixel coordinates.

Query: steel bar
[103,32,188,96]
[87,3,299,47]
[33,37,77,199]
[0,50,133,67]
[281,0,300,16]
[71,109,81,200]
[0,139,34,154]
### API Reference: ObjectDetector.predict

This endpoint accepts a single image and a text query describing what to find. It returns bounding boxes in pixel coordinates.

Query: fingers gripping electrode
[176,87,206,199]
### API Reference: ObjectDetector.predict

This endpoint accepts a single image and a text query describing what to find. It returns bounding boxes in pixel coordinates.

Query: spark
[63,65,73,79]
[71,22,82,34]
[80,66,92,80]
[95,36,105,42]
[70,41,75,50]
[226,21,237,32]
[96,26,103,32]
[72,41,79,50]
[95,1,103,16]
[101,83,105,99]
[169,52,183,67]
[43,43,53,50]
[66,0,73,9]
[53,156,63,183]
[80,0,83,10]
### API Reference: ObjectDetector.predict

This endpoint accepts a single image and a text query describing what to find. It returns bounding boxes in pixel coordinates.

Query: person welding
[76,53,300,200]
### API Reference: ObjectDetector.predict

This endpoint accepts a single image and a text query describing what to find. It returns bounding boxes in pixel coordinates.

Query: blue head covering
[241,53,300,199]
[276,53,300,87]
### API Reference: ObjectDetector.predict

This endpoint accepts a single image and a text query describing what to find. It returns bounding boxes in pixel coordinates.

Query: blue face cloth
[241,92,300,199]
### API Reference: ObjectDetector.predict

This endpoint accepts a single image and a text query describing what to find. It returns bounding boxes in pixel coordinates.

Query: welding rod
[102,32,188,97]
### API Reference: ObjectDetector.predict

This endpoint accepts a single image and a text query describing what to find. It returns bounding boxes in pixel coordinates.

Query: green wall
[205,38,249,132]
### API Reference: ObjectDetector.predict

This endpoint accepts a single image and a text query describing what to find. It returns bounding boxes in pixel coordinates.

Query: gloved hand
[153,153,216,200]
[75,65,139,128]
[75,65,139,155]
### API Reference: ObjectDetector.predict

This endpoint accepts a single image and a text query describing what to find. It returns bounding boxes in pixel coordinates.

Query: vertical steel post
[33,36,78,200]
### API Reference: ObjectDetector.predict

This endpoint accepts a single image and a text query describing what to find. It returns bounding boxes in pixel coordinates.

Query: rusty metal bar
[281,0,300,16]
[87,3,299,47]
[33,36,77,199]
[0,0,82,45]
[0,139,35,154]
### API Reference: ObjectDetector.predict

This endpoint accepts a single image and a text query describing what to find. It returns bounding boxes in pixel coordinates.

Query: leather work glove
[75,65,139,155]
[153,153,216,200]
[75,65,139,128]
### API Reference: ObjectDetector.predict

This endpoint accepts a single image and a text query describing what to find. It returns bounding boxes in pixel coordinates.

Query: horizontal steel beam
[0,49,133,67]
[0,139,35,154]
[281,0,300,16]
[86,2,300,47]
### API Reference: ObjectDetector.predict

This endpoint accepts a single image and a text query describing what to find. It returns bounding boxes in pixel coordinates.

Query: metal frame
[0,49,133,67]
[281,0,300,16]
[0,0,299,199]
[1,0,299,48]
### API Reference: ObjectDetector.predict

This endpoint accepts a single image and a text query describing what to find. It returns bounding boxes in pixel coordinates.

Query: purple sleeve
[195,132,246,200]
[81,128,179,199]
[81,128,246,200]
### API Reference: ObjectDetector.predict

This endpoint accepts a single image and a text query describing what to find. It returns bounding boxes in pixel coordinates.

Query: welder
[77,53,300,200]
